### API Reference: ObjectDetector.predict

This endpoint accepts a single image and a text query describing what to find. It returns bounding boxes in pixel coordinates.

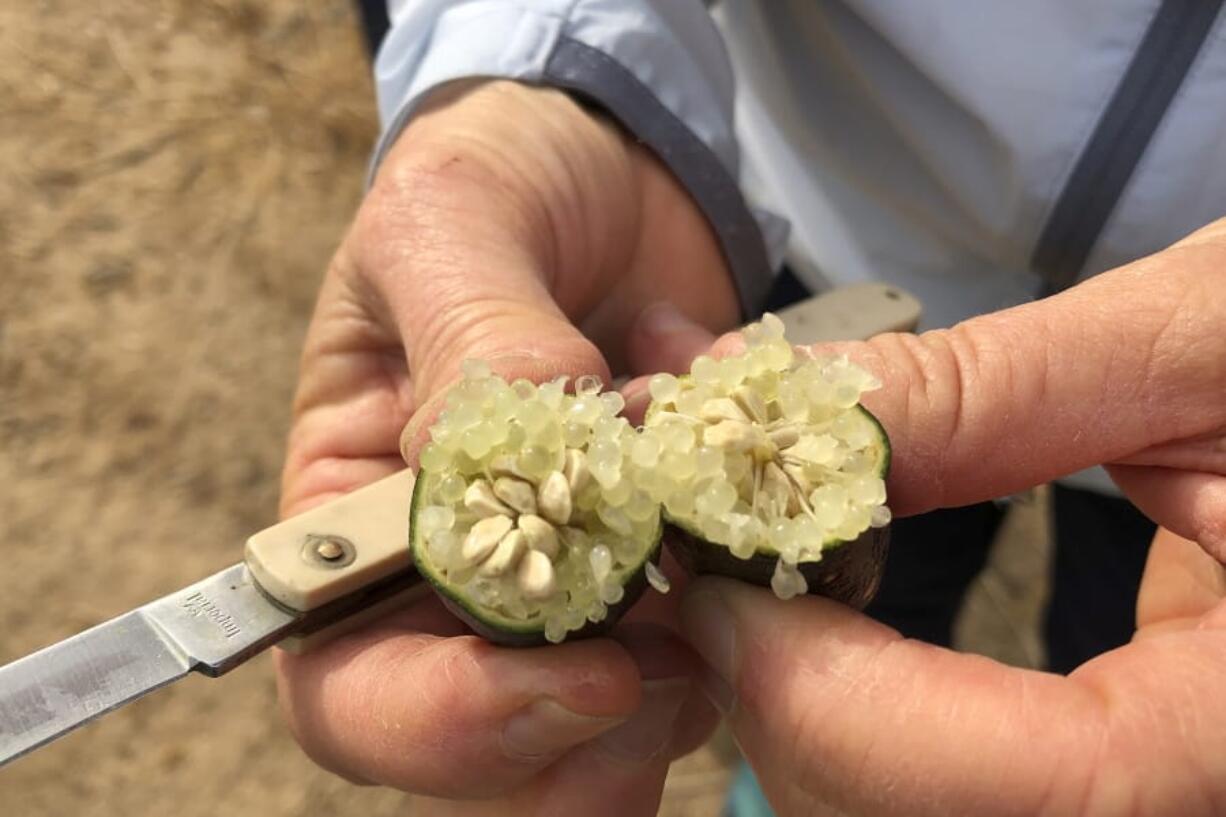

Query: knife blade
[0,468,424,768]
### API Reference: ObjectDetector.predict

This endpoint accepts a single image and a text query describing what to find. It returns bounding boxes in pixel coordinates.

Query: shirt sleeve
[373,0,786,316]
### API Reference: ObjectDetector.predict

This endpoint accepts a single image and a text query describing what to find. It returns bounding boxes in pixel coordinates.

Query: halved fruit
[410,362,665,646]
[643,314,892,607]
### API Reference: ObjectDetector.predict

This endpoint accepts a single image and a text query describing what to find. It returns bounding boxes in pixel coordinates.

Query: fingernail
[502,701,624,762]
[594,679,690,764]
[639,301,700,339]
[680,588,738,710]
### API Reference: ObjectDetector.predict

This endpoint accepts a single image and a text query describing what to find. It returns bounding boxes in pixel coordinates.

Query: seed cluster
[416,361,660,643]
[642,314,890,599]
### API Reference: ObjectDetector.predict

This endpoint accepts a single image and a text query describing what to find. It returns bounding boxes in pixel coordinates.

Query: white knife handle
[775,283,922,344]
[245,469,417,613]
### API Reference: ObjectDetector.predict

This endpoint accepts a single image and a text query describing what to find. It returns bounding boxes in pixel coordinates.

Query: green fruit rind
[410,459,664,647]
[666,517,888,609]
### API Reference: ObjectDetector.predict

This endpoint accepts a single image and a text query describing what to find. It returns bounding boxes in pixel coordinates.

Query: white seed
[517,513,560,559]
[768,425,801,450]
[731,385,768,424]
[588,544,614,585]
[703,420,760,452]
[563,448,592,495]
[463,480,513,518]
[460,514,514,567]
[537,470,573,525]
[493,476,538,516]
[488,454,528,480]
[762,461,793,516]
[517,549,557,600]
[699,398,749,424]
[478,529,528,576]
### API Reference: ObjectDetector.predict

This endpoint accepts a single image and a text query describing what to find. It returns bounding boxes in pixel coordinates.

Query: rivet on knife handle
[245,469,417,613]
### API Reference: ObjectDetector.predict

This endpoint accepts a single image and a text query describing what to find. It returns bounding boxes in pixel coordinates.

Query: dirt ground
[0,3,1049,815]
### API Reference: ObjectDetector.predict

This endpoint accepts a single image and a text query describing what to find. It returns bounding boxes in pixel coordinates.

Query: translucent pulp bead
[694,446,724,477]
[659,450,696,481]
[631,435,662,468]
[538,378,565,409]
[587,440,623,488]
[718,355,748,388]
[511,378,537,400]
[762,340,794,370]
[568,397,601,426]
[435,473,467,504]
[588,544,613,585]
[624,490,658,522]
[592,415,623,440]
[761,312,786,338]
[597,504,633,535]
[771,559,809,600]
[598,391,625,415]
[562,421,589,448]
[451,401,482,430]
[695,480,738,517]
[661,422,696,452]
[648,372,680,404]
[516,446,553,481]
[870,504,892,528]
[664,490,695,518]
[419,505,456,534]
[460,426,494,460]
[427,530,457,564]
[790,434,837,465]
[602,474,633,506]
[645,562,671,594]
[599,582,626,605]
[544,615,567,644]
[419,443,449,472]
[675,389,705,417]
[575,374,604,396]
[849,475,887,506]
[834,383,861,409]
[691,355,719,384]
[514,400,550,433]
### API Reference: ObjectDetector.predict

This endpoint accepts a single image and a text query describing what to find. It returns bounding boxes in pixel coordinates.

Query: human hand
[274,80,739,812]
[673,219,1226,815]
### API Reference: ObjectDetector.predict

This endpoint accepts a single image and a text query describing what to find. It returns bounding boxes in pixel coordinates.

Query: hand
[273,80,739,814]
[675,220,1226,815]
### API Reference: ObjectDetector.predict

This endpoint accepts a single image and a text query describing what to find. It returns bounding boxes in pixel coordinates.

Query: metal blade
[0,563,298,766]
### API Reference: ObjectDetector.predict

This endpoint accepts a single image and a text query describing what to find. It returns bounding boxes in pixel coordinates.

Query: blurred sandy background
[0,2,1050,814]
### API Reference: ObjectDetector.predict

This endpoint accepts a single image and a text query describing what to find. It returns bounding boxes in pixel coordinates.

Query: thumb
[679,578,1101,816]
[346,81,647,465]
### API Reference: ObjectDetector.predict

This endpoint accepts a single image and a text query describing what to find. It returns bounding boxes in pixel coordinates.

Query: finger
[810,235,1226,516]
[680,578,1104,816]
[358,88,623,429]
[281,265,416,511]
[625,301,719,377]
[1107,464,1226,563]
[1135,527,1226,635]
[412,626,716,817]
[274,621,643,798]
